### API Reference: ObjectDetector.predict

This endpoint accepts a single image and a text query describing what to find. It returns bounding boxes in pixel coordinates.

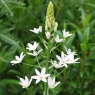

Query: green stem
[55,68,66,77]
[37,34,47,48]
[36,56,41,68]
[45,41,51,95]
[22,63,40,68]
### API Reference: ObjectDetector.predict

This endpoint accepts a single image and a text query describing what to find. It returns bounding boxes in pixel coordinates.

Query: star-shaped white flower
[26,42,39,51]
[49,60,64,68]
[62,29,72,38]
[19,76,32,88]
[30,26,42,34]
[10,52,25,65]
[55,35,63,43]
[64,46,77,55]
[48,77,60,89]
[66,55,79,64]
[31,68,50,84]
[27,49,43,56]
[56,52,69,68]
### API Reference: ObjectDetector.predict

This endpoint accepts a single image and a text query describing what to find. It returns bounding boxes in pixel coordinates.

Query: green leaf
[8,69,23,76]
[80,43,87,53]
[0,0,13,16]
[83,27,90,43]
[0,79,19,85]
[65,33,75,48]
[77,30,83,42]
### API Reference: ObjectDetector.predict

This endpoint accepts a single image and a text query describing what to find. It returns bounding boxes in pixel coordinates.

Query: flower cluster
[10,1,79,94]
[10,27,79,89]
[16,66,60,89]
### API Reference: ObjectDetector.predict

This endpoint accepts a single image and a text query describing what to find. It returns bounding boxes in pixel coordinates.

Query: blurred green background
[0,0,95,95]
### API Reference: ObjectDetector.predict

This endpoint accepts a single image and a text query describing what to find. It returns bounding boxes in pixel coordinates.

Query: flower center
[62,60,65,63]
[25,83,29,87]
[39,75,43,79]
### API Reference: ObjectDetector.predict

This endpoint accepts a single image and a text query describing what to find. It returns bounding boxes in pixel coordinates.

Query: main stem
[45,41,50,95]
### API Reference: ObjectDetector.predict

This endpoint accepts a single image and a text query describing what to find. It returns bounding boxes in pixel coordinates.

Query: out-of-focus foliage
[0,0,95,95]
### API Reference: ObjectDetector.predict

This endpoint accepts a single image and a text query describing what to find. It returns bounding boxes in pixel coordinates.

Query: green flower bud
[45,1,55,32]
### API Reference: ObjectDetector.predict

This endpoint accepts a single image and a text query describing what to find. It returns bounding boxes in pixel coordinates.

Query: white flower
[31,68,50,84]
[62,29,72,38]
[54,22,58,32]
[45,32,51,39]
[67,55,79,64]
[30,26,42,34]
[49,60,64,68]
[19,76,32,88]
[48,77,60,89]
[10,52,25,65]
[64,46,77,55]
[55,35,63,43]
[27,49,43,56]
[26,42,39,51]
[56,52,69,68]
[56,51,79,66]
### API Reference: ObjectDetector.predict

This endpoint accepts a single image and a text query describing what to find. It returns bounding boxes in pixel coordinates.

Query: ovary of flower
[10,52,25,65]
[30,26,42,34]
[31,68,50,84]
[48,77,60,89]
[45,32,51,39]
[19,76,32,88]
[26,42,39,51]
[62,29,72,38]
[54,22,58,32]
[56,52,70,68]
[55,35,63,43]
[50,60,64,68]
[27,49,43,56]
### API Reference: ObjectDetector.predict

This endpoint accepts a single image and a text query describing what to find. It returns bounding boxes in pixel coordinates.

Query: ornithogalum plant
[10,1,79,95]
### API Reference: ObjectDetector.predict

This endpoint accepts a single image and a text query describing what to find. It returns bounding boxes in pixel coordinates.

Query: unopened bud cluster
[45,1,58,37]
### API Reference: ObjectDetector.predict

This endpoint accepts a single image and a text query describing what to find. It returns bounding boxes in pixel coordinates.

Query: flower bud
[39,26,42,32]
[48,22,51,28]
[54,22,58,32]
[45,32,51,39]
[45,25,48,31]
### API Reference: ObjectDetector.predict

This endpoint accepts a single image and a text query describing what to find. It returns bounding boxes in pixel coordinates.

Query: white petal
[56,55,62,61]
[37,49,43,54]
[25,76,28,83]
[15,56,20,60]
[29,78,32,84]
[52,77,55,86]
[20,52,23,58]
[10,60,19,64]
[53,82,60,88]
[36,79,41,84]
[28,43,32,48]
[61,52,65,60]
[42,78,47,82]
[35,69,41,76]
[48,77,53,86]
[20,78,25,84]
[31,76,39,79]
[44,74,50,78]
[41,68,46,76]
